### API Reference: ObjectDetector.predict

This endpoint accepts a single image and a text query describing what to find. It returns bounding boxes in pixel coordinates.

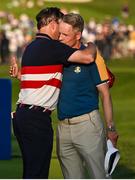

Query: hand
[107,131,119,147]
[9,56,19,78]
[87,42,97,61]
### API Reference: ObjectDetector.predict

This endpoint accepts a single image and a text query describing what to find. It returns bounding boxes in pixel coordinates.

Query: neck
[39,28,54,39]
[73,40,81,49]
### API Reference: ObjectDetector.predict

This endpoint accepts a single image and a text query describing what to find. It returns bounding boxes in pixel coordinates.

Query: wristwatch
[107,125,116,132]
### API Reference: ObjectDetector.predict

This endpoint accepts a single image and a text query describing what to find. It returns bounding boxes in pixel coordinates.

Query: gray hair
[62,13,84,33]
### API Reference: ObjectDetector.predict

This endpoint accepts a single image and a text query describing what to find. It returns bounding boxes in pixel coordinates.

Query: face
[103,24,111,35]
[52,21,60,40]
[59,21,81,48]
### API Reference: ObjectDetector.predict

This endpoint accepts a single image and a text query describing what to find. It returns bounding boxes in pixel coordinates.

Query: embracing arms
[68,42,96,64]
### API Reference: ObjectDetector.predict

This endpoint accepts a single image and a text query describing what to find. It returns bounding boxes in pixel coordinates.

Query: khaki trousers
[56,110,106,179]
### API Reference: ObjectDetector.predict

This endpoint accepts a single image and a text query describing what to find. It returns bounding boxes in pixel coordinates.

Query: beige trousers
[56,110,106,179]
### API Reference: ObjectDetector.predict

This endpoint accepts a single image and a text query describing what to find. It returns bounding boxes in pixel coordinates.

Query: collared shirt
[17,33,77,110]
[57,44,109,120]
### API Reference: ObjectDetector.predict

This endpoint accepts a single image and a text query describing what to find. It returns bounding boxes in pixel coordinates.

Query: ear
[76,31,82,40]
[50,20,57,31]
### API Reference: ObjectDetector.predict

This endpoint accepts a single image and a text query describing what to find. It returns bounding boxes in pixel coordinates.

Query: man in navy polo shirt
[56,13,118,178]
[10,8,96,179]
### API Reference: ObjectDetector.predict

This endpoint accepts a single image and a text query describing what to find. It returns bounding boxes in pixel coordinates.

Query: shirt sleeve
[90,51,109,86]
[52,40,77,66]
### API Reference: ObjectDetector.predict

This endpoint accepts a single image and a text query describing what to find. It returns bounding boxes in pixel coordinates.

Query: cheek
[64,39,72,46]
[62,36,69,43]
[62,39,68,44]
[56,26,60,34]
[59,35,65,41]
[68,38,75,45]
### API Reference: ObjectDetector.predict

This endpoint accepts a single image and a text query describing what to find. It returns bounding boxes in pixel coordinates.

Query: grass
[0,0,135,24]
[0,58,135,178]
[1,0,135,178]
[107,59,135,178]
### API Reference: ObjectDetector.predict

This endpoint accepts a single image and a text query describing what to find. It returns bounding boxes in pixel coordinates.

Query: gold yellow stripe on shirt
[95,50,108,81]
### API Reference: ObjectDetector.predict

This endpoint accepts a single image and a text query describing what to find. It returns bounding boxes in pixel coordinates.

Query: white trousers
[56,110,106,179]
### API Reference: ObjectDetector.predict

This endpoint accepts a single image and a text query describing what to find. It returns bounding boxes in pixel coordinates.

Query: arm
[68,42,96,64]
[9,56,21,80]
[97,83,118,147]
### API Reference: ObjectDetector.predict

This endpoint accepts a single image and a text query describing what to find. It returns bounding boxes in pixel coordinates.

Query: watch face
[107,126,116,132]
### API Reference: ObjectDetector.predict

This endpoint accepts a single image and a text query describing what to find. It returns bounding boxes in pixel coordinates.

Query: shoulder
[87,42,97,58]
[87,42,96,49]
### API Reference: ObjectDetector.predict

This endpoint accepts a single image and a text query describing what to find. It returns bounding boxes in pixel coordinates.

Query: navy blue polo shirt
[57,44,108,120]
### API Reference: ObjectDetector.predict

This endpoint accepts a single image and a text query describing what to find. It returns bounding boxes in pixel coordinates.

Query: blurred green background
[0,0,135,24]
[0,0,135,178]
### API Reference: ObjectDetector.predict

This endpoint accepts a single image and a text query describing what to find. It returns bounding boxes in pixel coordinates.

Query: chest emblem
[74,66,81,73]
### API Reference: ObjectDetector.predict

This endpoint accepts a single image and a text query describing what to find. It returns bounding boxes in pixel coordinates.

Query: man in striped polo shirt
[11,7,96,179]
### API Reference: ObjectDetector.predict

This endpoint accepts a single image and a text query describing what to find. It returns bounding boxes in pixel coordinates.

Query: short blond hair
[62,13,84,33]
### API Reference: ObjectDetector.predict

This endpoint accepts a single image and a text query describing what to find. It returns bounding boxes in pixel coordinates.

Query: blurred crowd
[0,10,35,64]
[0,4,135,64]
[82,18,135,61]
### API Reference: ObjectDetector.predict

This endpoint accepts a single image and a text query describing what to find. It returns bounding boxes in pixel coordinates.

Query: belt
[17,103,52,115]
[59,119,80,125]
[59,110,98,125]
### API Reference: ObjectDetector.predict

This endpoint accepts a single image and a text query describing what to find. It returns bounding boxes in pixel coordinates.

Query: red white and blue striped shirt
[17,33,76,110]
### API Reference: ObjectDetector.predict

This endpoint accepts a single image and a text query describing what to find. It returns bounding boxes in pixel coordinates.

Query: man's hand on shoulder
[68,42,97,64]
[87,42,97,62]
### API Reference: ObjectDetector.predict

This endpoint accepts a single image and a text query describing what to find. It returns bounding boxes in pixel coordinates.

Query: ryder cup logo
[74,66,81,73]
